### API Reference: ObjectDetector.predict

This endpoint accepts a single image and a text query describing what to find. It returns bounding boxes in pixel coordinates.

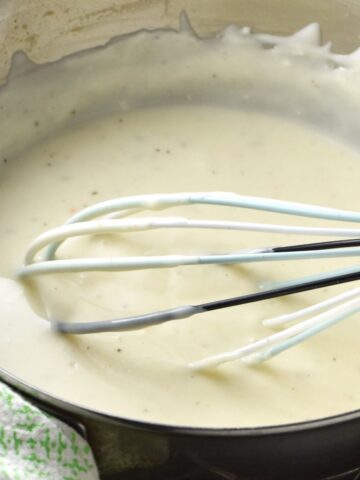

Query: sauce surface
[0,23,360,427]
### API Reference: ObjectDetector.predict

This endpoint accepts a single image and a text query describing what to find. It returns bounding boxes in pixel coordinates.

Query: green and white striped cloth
[0,382,99,480]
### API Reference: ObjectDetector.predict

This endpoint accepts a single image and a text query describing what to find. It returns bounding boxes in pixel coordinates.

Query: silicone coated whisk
[18,192,360,369]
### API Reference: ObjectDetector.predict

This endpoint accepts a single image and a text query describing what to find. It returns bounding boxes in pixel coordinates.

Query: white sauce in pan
[0,21,360,427]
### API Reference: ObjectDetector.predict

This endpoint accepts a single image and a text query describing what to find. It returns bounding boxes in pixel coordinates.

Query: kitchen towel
[0,382,99,480]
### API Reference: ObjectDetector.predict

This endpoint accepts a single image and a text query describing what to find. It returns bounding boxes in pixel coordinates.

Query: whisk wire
[42,192,360,260]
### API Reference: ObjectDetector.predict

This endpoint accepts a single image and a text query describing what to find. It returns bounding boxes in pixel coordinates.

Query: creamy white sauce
[0,21,360,427]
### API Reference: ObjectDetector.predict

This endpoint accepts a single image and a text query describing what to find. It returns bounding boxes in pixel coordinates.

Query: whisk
[18,192,360,369]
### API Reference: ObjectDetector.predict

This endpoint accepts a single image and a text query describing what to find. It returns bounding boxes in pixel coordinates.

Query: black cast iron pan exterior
[1,366,360,480]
